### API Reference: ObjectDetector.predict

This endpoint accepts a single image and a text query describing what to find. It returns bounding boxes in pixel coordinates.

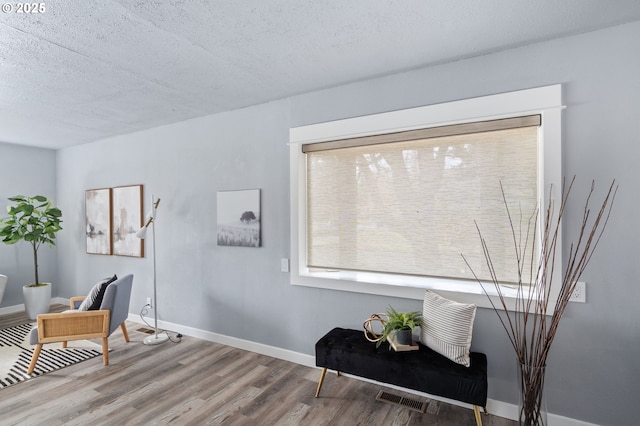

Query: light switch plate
[281,258,289,272]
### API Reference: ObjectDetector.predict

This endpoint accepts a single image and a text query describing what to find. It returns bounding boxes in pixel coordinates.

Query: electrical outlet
[146,297,152,308]
[569,281,586,303]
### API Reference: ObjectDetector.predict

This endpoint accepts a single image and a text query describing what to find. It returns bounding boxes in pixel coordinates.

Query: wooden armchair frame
[27,293,131,374]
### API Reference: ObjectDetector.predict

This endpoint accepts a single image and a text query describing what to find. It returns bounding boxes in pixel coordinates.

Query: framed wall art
[85,188,112,255]
[217,189,261,248]
[112,184,144,257]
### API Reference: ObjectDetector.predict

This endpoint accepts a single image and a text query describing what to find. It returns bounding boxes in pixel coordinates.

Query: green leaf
[2,236,20,244]
[48,208,62,218]
[21,204,35,214]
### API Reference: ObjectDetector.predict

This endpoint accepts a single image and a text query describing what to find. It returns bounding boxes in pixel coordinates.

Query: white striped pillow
[420,290,477,367]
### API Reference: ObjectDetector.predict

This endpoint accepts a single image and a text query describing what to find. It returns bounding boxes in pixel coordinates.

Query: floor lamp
[136,195,169,345]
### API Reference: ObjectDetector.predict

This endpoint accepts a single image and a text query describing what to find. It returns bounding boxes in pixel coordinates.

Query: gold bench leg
[473,405,483,426]
[315,368,327,397]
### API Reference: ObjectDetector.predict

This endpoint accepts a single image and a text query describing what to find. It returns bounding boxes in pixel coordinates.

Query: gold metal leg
[473,405,483,426]
[315,368,327,397]
[483,406,488,415]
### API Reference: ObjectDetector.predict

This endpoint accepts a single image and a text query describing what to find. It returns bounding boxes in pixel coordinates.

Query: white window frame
[289,85,563,310]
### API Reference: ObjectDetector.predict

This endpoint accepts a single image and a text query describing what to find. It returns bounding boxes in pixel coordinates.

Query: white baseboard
[52,297,68,305]
[126,313,316,367]
[0,303,26,315]
[0,297,68,316]
[484,399,597,426]
[125,313,596,426]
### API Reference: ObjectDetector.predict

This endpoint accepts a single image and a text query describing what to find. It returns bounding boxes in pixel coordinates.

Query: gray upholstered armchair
[27,274,134,374]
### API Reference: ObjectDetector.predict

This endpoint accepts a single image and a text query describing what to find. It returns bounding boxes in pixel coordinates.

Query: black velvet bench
[314,327,488,426]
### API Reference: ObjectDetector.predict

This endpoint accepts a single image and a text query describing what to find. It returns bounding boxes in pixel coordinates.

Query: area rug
[0,323,103,389]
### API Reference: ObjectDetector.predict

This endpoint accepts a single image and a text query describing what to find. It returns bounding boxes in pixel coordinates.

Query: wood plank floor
[0,305,515,425]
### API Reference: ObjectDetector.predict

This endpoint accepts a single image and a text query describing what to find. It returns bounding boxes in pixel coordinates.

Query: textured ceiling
[2,1,640,149]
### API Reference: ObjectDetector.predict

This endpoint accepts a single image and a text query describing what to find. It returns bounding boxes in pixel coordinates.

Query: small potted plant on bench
[378,306,422,347]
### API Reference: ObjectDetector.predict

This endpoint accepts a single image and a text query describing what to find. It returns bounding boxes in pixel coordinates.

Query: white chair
[0,274,7,304]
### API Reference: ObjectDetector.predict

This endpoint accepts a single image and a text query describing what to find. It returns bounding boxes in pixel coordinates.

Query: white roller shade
[305,116,539,284]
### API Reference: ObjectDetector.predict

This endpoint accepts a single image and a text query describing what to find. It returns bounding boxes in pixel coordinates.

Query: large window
[290,85,563,308]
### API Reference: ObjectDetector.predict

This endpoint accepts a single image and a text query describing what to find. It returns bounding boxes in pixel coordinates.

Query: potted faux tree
[0,195,62,319]
[377,305,422,347]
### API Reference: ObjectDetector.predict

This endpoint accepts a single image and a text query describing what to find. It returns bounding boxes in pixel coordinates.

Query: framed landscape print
[217,189,261,247]
[85,188,112,255]
[112,184,144,257]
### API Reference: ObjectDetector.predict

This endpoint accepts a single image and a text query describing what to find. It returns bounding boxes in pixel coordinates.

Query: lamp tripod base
[143,331,169,345]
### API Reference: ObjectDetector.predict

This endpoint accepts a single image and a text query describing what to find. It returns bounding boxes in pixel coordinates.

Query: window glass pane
[306,126,538,283]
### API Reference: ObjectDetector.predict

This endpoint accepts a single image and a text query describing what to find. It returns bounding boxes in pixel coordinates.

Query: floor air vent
[137,327,155,335]
[375,390,427,413]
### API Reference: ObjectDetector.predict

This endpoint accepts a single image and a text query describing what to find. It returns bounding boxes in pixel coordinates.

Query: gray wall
[51,21,640,425]
[0,142,58,306]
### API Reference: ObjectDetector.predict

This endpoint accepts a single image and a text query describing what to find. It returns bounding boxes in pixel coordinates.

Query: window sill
[292,268,555,313]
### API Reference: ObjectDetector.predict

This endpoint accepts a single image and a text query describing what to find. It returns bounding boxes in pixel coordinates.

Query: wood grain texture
[0,305,516,425]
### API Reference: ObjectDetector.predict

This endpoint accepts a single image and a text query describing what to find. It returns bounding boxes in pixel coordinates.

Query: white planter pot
[23,283,51,320]
[0,274,7,304]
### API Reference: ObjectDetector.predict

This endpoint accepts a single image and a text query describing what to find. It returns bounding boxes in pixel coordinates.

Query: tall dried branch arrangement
[462,177,617,425]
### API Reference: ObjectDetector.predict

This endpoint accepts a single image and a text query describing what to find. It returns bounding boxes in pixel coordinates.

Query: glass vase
[517,362,547,426]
